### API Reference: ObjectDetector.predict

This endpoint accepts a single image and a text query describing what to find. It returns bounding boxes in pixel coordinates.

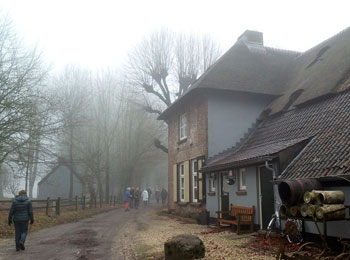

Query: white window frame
[209,173,216,192]
[179,114,187,140]
[179,163,185,202]
[192,160,198,202]
[239,168,246,191]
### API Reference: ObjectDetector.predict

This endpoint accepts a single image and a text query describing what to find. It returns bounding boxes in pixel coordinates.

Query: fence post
[113,196,116,207]
[46,197,50,216]
[75,195,78,211]
[83,195,86,210]
[56,197,61,216]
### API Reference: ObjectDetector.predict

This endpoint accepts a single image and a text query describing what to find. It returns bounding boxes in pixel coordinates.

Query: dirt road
[0,204,159,260]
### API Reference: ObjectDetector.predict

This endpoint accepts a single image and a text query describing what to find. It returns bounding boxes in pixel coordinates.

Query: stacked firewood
[280,190,346,220]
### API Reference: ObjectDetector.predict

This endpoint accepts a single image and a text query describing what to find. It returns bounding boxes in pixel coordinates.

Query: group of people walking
[123,187,167,211]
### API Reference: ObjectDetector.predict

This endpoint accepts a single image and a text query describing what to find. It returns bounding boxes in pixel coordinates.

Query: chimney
[237,30,264,45]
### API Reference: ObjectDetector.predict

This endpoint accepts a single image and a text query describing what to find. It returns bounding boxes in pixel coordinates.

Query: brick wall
[167,93,208,213]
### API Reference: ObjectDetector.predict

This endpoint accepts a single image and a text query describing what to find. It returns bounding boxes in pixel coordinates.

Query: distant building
[38,162,84,199]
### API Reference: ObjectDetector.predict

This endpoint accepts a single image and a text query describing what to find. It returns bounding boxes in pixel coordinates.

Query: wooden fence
[0,195,118,216]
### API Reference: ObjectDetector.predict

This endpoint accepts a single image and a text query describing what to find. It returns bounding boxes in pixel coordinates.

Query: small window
[209,173,216,192]
[179,114,187,140]
[239,168,246,191]
[180,163,185,202]
[192,160,198,202]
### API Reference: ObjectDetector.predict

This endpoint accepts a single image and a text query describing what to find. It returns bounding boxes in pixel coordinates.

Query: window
[239,168,246,190]
[179,114,187,140]
[192,160,198,202]
[180,163,185,202]
[209,173,216,192]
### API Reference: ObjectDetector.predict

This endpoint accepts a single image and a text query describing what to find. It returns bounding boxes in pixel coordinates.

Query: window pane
[242,171,246,186]
[194,188,198,200]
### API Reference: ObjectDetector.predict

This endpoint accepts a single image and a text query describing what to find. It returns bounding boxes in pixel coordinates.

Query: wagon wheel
[334,253,350,260]
[285,219,303,244]
[297,242,319,252]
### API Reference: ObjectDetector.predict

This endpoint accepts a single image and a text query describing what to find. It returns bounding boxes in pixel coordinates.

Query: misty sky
[1,0,349,71]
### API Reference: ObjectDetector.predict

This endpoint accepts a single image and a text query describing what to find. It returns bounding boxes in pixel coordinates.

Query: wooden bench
[216,204,255,234]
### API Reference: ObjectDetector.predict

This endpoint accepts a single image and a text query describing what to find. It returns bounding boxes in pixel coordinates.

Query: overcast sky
[1,0,349,72]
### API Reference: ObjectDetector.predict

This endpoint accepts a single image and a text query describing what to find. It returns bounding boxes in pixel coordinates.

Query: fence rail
[0,195,118,216]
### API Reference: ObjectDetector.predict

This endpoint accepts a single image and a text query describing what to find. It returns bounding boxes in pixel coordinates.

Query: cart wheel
[334,253,350,260]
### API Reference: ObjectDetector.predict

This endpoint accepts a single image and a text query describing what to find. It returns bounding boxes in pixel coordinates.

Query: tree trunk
[316,204,345,220]
[317,191,345,204]
[290,206,300,217]
[29,140,40,198]
[307,204,316,217]
[69,126,74,199]
[300,204,308,217]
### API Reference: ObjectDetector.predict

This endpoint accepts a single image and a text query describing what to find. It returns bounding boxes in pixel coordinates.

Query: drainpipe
[265,160,278,212]
[265,160,276,180]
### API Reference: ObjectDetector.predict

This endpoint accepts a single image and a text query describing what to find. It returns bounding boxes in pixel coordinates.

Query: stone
[164,234,205,260]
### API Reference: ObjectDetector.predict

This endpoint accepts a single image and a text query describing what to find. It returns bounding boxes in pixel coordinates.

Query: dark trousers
[134,200,139,209]
[14,221,28,249]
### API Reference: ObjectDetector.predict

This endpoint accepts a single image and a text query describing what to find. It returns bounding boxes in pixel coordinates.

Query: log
[300,204,308,217]
[279,204,290,218]
[290,206,300,217]
[304,190,323,204]
[315,204,346,220]
[307,204,316,217]
[316,191,345,204]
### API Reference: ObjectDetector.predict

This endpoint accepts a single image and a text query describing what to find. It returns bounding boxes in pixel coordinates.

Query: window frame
[179,162,185,202]
[239,168,246,191]
[192,160,198,202]
[179,114,187,141]
[209,173,216,193]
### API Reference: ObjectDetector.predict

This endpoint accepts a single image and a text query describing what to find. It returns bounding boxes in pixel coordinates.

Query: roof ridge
[296,26,350,58]
[264,46,301,56]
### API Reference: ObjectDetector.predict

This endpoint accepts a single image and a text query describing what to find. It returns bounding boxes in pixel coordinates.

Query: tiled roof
[204,90,350,180]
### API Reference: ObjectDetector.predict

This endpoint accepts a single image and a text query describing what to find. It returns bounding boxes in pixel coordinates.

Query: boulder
[164,234,205,260]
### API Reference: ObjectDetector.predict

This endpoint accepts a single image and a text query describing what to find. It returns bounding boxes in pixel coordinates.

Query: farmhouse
[160,27,350,237]
[38,161,85,199]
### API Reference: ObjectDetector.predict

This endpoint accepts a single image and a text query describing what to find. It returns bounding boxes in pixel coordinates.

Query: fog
[0,1,349,200]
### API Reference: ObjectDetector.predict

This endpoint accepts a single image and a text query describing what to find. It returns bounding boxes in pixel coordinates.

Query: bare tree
[125,29,222,152]
[0,13,48,193]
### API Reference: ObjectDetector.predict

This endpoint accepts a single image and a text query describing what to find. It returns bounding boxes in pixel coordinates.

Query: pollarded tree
[125,29,222,152]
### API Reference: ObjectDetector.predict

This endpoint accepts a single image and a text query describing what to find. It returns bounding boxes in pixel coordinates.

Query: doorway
[258,166,275,229]
[220,172,230,219]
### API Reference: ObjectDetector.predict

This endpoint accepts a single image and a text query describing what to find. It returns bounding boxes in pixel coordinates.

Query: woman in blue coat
[123,187,131,211]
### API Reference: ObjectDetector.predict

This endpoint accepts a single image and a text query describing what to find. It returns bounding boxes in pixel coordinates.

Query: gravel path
[0,204,276,259]
[0,206,151,260]
[115,208,275,260]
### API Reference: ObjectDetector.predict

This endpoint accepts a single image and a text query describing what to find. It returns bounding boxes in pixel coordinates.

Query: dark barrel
[278,179,322,206]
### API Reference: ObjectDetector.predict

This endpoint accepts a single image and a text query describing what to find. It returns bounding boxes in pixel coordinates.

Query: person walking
[130,187,135,208]
[161,188,168,207]
[134,188,140,209]
[123,187,131,212]
[147,188,152,204]
[142,189,148,206]
[155,190,160,204]
[8,190,34,251]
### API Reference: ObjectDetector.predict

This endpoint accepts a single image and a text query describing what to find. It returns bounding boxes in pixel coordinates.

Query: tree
[0,13,48,195]
[125,29,222,152]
